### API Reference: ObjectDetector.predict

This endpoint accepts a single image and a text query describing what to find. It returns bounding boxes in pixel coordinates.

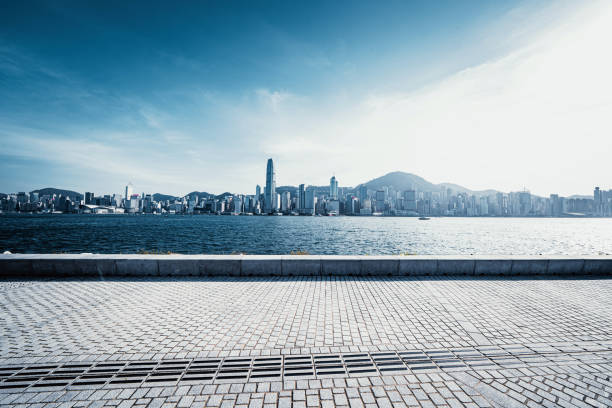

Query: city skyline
[0,166,605,201]
[1,1,612,196]
[2,158,611,218]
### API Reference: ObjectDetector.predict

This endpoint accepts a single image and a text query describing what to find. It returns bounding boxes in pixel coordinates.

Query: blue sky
[1,0,611,196]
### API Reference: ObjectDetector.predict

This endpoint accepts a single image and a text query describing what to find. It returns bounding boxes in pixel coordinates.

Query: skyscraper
[305,186,316,215]
[125,183,133,201]
[403,190,417,212]
[256,185,261,199]
[375,190,386,213]
[264,159,276,213]
[281,191,291,212]
[594,187,602,216]
[330,176,338,200]
[298,184,306,210]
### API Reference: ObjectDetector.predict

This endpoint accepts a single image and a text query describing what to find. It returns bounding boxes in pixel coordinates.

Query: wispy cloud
[238,1,612,195]
[1,1,611,196]
[254,89,294,113]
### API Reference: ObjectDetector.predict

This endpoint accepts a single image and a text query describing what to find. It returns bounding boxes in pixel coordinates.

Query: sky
[1,0,611,197]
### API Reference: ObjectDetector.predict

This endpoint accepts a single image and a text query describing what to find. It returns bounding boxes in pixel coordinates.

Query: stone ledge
[0,254,611,278]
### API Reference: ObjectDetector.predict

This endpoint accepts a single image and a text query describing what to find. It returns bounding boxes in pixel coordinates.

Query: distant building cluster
[1,159,611,217]
[349,187,612,218]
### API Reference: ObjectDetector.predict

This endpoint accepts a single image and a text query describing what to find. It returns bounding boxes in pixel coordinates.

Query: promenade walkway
[1,277,611,407]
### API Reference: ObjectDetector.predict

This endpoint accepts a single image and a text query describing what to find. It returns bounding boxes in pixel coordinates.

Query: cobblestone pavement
[0,277,611,407]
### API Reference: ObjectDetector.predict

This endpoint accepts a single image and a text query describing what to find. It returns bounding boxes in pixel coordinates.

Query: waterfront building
[403,190,417,212]
[375,190,386,213]
[233,196,242,214]
[348,196,360,214]
[298,184,306,210]
[327,199,340,215]
[605,189,612,217]
[304,186,316,215]
[143,194,154,213]
[281,191,291,212]
[594,187,603,216]
[16,192,28,204]
[330,176,338,200]
[479,196,489,216]
[187,196,197,212]
[264,159,276,213]
[125,196,139,213]
[550,194,562,217]
[85,192,94,204]
[125,183,133,205]
[519,191,532,216]
[358,185,368,206]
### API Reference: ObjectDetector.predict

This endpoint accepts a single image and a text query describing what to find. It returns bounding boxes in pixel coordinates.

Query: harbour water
[1,214,611,255]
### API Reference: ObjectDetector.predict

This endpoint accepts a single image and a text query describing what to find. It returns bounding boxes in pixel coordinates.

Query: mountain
[357,172,500,196]
[214,192,233,200]
[152,193,178,202]
[30,187,83,200]
[358,172,438,192]
[184,191,212,200]
[437,182,499,196]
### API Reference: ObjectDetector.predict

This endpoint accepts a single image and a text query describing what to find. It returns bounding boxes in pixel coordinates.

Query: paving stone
[0,277,610,407]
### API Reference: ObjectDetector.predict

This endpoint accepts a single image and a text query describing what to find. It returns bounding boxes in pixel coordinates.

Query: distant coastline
[2,170,611,217]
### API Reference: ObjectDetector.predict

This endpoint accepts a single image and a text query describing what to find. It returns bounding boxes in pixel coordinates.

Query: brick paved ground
[0,277,611,407]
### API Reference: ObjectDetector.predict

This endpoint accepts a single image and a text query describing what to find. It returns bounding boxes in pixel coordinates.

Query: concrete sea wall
[1,254,611,278]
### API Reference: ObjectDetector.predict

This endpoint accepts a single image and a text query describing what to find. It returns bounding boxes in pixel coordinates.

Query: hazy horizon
[3,169,601,199]
[1,0,611,197]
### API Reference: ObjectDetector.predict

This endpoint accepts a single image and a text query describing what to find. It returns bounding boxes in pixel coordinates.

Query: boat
[418,217,430,220]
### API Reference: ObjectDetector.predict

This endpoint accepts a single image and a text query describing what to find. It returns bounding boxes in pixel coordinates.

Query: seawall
[1,254,611,278]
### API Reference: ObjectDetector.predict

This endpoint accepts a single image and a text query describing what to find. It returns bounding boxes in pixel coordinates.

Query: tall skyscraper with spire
[330,176,338,200]
[264,158,276,213]
[125,182,133,201]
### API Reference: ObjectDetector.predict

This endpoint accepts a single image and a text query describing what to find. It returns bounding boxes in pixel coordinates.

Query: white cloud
[3,2,611,197]
[254,89,295,113]
[250,1,612,196]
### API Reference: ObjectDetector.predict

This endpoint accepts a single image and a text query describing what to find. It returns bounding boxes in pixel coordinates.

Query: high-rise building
[16,192,28,204]
[348,196,360,214]
[330,176,338,200]
[298,184,306,210]
[550,194,563,217]
[403,190,417,212]
[519,191,531,216]
[358,185,368,209]
[125,183,133,204]
[85,192,94,205]
[327,199,339,215]
[375,190,386,213]
[256,185,261,199]
[233,196,242,214]
[479,196,489,216]
[304,186,316,215]
[281,191,291,212]
[594,187,602,216]
[264,159,276,213]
